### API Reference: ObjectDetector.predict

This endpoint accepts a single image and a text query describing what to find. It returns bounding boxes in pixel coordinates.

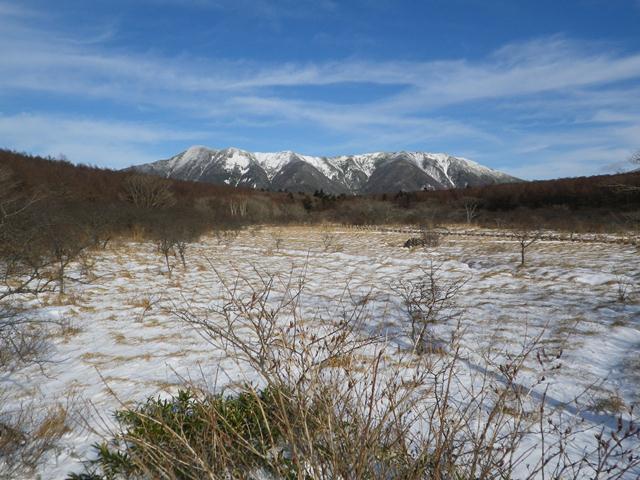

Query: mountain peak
[132,146,520,194]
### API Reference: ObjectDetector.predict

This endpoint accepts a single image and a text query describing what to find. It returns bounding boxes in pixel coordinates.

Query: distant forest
[1,149,639,247]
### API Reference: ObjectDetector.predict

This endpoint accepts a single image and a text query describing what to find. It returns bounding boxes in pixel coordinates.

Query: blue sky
[1,0,640,179]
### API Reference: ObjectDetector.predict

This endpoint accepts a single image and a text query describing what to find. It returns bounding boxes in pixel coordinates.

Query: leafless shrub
[156,237,177,276]
[82,210,114,250]
[514,228,542,267]
[615,275,633,302]
[420,225,440,248]
[175,240,188,269]
[78,251,97,280]
[152,223,200,274]
[43,221,91,294]
[462,196,481,224]
[403,237,425,248]
[0,166,41,229]
[0,168,52,300]
[630,149,640,170]
[271,230,284,252]
[403,227,440,249]
[0,310,51,374]
[0,166,62,371]
[174,268,640,478]
[320,228,340,252]
[391,261,466,354]
[214,228,239,247]
[121,174,176,209]
[0,400,70,478]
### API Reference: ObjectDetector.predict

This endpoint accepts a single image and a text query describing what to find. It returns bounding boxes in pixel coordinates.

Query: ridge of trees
[1,148,639,234]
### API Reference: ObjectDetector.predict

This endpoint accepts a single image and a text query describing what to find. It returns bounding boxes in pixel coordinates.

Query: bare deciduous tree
[462,196,481,224]
[0,167,72,478]
[0,167,39,230]
[0,166,52,300]
[44,221,90,295]
[228,197,248,217]
[606,150,640,193]
[156,236,176,276]
[392,262,466,354]
[121,174,176,209]
[630,149,640,169]
[515,228,541,267]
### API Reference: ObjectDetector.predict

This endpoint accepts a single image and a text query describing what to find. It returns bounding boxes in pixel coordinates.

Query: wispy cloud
[0,1,40,18]
[1,4,639,178]
[0,113,208,168]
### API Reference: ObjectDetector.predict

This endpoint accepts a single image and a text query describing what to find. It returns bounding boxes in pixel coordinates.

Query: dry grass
[111,332,129,344]
[68,262,640,480]
[56,321,83,343]
[110,352,154,363]
[0,401,71,478]
[81,351,110,362]
[4,226,639,478]
[40,292,83,307]
[611,316,630,328]
[591,391,627,414]
[119,269,134,279]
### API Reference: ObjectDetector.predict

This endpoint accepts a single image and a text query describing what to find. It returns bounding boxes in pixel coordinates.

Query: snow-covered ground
[4,226,639,478]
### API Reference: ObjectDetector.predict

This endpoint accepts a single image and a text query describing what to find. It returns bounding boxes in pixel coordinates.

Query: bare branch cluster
[462,196,481,224]
[0,399,70,478]
[68,264,640,479]
[0,166,75,477]
[392,261,466,354]
[121,174,176,209]
[515,228,542,266]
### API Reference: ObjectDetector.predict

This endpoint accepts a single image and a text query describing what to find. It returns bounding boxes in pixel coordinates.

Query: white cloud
[1,6,639,177]
[505,146,633,180]
[0,1,40,18]
[3,22,640,109]
[0,113,207,167]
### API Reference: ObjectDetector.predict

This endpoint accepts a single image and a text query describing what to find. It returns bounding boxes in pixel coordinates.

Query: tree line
[1,148,639,238]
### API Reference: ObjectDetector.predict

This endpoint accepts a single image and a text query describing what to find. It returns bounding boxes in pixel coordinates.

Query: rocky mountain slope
[131,146,520,194]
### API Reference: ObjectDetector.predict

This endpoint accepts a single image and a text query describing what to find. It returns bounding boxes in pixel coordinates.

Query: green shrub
[67,387,296,480]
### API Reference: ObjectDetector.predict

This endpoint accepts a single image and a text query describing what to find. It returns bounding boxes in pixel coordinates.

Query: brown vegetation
[2,149,640,236]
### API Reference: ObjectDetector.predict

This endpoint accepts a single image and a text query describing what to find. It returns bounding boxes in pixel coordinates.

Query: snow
[254,151,344,181]
[6,227,638,479]
[164,146,510,185]
[253,151,296,179]
[169,145,211,170]
[299,154,339,180]
[223,147,252,172]
[348,152,385,177]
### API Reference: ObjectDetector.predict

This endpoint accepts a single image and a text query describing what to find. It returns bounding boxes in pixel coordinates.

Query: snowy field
[4,226,640,479]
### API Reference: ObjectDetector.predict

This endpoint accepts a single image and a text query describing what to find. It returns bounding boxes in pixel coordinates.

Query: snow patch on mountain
[223,148,252,174]
[133,146,520,194]
[254,151,299,180]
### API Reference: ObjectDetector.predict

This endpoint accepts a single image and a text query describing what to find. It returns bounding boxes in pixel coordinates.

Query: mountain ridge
[131,146,521,194]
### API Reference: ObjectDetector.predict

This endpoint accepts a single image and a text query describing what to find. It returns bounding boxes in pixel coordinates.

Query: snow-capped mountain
[131,146,520,194]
